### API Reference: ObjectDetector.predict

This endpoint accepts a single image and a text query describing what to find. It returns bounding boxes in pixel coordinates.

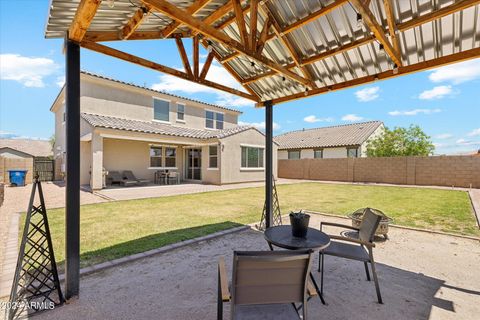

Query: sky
[0,0,479,155]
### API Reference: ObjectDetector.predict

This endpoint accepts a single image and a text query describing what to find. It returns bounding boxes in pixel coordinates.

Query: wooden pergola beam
[84,30,189,42]
[68,0,101,42]
[193,35,200,79]
[80,41,258,101]
[383,0,400,55]
[256,16,271,55]
[199,52,215,80]
[160,0,211,38]
[232,0,249,49]
[121,5,150,40]
[175,36,193,78]
[350,0,402,66]
[250,0,259,50]
[142,0,310,86]
[256,47,480,106]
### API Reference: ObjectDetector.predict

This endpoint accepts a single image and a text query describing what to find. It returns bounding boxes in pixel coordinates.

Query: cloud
[418,85,453,100]
[341,114,364,122]
[0,53,60,87]
[428,59,480,84]
[432,142,444,148]
[0,131,48,140]
[303,115,334,123]
[56,75,65,87]
[388,108,441,116]
[238,121,280,131]
[435,133,453,139]
[467,128,480,137]
[151,62,254,108]
[355,86,380,102]
[456,138,480,146]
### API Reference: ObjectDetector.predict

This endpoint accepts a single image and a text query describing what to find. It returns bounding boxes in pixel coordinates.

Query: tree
[49,134,55,152]
[366,125,435,157]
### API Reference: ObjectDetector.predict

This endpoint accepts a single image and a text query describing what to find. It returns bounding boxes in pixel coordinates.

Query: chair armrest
[218,257,231,302]
[329,235,375,248]
[307,279,317,297]
[320,222,359,232]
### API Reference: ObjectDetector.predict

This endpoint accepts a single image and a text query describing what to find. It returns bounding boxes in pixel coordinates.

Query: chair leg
[369,252,383,304]
[320,253,325,297]
[364,261,371,281]
[217,282,223,320]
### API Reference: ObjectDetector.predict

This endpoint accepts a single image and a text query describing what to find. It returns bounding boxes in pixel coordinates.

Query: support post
[265,100,273,228]
[65,37,81,299]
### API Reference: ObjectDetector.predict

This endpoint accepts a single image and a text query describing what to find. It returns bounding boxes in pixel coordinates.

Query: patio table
[264,225,330,305]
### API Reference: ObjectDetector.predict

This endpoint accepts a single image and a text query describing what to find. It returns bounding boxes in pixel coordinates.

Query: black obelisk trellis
[7,178,64,320]
[258,175,282,230]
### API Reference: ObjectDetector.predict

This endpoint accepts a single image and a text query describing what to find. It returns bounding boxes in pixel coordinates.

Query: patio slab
[27,214,480,320]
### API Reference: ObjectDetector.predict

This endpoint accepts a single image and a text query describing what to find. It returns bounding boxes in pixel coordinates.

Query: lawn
[30,182,477,270]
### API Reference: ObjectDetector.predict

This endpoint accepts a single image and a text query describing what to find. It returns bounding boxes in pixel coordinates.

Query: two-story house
[51,72,277,190]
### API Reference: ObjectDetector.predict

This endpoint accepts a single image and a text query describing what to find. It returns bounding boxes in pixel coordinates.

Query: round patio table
[264,225,330,304]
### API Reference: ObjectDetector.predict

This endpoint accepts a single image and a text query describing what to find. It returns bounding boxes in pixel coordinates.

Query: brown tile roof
[81,113,259,140]
[0,139,53,157]
[275,121,383,150]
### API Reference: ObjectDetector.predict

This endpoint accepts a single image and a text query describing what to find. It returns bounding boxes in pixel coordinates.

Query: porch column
[265,100,273,228]
[90,133,103,190]
[65,37,81,299]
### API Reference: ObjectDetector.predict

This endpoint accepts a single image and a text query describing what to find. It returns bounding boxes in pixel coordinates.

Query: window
[165,147,176,167]
[153,99,170,122]
[314,149,323,159]
[209,145,218,168]
[177,103,185,121]
[150,146,162,167]
[205,110,224,129]
[241,147,264,168]
[288,150,301,159]
[347,148,358,158]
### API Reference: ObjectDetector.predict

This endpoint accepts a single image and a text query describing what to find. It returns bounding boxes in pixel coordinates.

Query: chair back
[107,171,122,182]
[122,170,136,181]
[231,250,313,310]
[358,208,382,243]
[169,171,178,178]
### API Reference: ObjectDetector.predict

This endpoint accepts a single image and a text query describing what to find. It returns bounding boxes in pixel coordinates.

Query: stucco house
[51,72,277,190]
[275,121,384,160]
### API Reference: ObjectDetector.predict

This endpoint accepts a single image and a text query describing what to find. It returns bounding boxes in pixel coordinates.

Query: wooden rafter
[175,36,193,78]
[250,0,259,50]
[350,0,402,66]
[232,0,249,49]
[160,0,211,38]
[383,0,400,56]
[83,30,189,42]
[142,0,310,86]
[193,35,200,79]
[80,41,258,101]
[199,52,215,80]
[121,5,150,40]
[256,16,271,55]
[68,0,101,42]
[256,47,480,106]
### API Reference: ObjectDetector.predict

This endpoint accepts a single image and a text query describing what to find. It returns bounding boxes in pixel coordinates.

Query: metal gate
[34,158,55,181]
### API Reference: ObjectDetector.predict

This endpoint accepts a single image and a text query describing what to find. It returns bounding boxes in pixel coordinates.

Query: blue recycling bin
[8,170,28,187]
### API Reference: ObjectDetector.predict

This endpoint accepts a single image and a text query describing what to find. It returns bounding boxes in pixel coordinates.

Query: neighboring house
[275,121,384,160]
[51,72,277,190]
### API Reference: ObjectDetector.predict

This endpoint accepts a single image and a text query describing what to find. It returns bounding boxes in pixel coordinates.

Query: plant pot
[289,212,310,238]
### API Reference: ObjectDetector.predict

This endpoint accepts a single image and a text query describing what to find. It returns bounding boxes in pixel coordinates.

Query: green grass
[21,182,478,270]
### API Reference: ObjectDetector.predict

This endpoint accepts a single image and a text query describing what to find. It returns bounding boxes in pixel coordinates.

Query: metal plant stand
[6,178,64,320]
[258,175,282,230]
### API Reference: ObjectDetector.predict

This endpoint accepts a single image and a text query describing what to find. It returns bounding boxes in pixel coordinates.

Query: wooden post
[64,36,81,299]
[265,100,273,228]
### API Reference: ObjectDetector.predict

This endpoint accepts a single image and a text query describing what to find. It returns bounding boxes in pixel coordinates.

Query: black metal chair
[319,208,383,303]
[217,250,315,320]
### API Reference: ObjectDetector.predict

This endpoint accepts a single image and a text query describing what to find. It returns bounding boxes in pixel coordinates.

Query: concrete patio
[29,214,480,320]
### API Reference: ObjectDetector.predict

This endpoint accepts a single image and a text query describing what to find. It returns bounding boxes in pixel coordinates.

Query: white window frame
[148,145,178,169]
[208,144,219,170]
[288,150,301,160]
[347,147,358,158]
[176,103,186,123]
[152,97,171,123]
[240,146,265,170]
[314,149,323,159]
[205,109,225,130]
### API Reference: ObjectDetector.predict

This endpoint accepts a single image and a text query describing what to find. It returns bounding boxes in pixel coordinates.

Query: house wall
[201,144,221,185]
[278,147,358,160]
[220,129,278,184]
[360,124,385,157]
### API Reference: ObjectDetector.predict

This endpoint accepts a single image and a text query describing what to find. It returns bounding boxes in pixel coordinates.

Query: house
[275,121,384,160]
[51,72,277,190]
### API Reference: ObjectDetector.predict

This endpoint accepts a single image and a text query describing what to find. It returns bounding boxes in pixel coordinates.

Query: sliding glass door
[185,148,202,180]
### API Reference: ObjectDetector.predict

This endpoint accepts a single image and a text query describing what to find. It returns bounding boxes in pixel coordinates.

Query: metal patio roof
[45,0,480,105]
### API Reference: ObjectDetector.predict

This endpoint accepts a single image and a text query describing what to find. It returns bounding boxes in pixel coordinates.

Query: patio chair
[107,171,137,187]
[167,171,179,185]
[319,208,383,303]
[122,170,150,186]
[218,250,316,320]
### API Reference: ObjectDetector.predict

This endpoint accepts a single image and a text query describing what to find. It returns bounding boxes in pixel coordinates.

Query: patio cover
[43,0,480,300]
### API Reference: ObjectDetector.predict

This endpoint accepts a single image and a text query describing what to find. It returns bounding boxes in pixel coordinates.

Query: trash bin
[8,170,28,187]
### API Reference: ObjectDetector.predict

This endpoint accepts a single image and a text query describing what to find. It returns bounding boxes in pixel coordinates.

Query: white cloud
[456,138,480,146]
[151,62,254,108]
[354,86,380,102]
[467,128,480,137]
[388,108,441,116]
[418,85,453,100]
[341,114,364,122]
[56,75,65,87]
[0,53,59,87]
[303,115,334,123]
[238,121,280,131]
[428,59,480,84]
[435,133,453,139]
[433,142,444,148]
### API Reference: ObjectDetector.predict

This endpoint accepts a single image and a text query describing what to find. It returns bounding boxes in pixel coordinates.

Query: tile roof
[275,121,383,150]
[0,139,53,157]
[81,113,257,140]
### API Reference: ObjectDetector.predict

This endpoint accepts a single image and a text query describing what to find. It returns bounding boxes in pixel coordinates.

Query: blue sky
[0,0,479,155]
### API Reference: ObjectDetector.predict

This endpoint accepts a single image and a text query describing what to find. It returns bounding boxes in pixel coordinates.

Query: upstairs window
[177,103,185,121]
[314,149,323,159]
[347,148,358,158]
[153,98,170,122]
[206,110,224,129]
[288,150,301,159]
[241,147,264,168]
[216,113,224,129]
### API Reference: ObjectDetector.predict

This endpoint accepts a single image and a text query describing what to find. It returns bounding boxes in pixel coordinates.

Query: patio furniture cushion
[322,241,369,262]
[122,170,149,185]
[234,304,300,319]
[107,171,137,187]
